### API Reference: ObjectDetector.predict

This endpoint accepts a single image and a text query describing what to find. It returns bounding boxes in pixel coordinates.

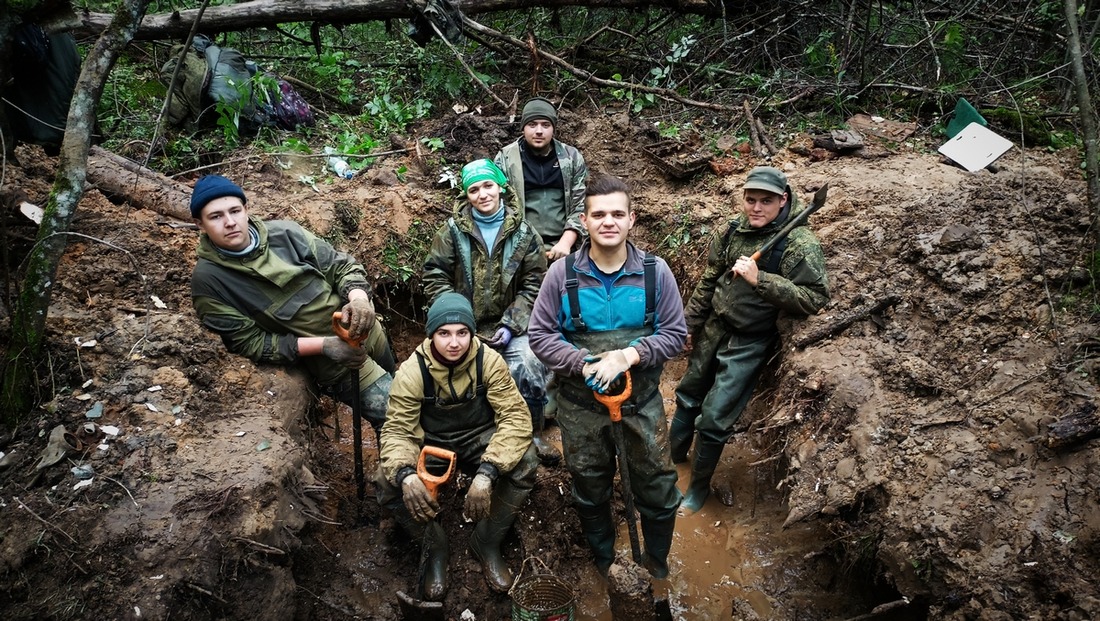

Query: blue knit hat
[190,174,247,218]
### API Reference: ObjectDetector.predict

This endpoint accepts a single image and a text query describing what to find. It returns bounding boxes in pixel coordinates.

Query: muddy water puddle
[571,436,843,620]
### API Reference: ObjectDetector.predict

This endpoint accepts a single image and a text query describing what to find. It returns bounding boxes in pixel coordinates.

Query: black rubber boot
[679,440,724,516]
[528,400,561,466]
[576,503,616,574]
[411,519,449,601]
[668,409,696,464]
[641,514,677,579]
[470,483,526,592]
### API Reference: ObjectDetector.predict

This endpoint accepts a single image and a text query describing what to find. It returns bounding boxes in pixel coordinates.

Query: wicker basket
[510,559,575,621]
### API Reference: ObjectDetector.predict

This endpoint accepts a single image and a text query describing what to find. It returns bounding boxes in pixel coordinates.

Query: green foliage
[421,136,445,152]
[381,219,435,283]
[365,93,432,135]
[610,73,656,114]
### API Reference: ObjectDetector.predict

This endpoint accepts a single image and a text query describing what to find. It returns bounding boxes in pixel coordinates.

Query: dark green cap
[743,166,788,196]
[426,292,476,335]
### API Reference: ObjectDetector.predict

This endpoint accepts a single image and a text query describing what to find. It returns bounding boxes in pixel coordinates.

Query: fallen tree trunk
[87,146,193,222]
[78,0,720,40]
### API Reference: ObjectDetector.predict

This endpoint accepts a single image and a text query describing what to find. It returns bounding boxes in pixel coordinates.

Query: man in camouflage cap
[671,166,830,515]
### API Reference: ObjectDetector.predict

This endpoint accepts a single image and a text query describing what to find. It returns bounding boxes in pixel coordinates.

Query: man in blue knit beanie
[189,174,397,439]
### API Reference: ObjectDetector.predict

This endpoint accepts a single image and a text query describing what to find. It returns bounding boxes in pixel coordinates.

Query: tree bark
[78,0,719,40]
[2,0,152,424]
[1064,0,1100,253]
[87,146,194,222]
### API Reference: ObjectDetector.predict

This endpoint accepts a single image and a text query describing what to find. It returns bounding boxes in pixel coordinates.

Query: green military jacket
[494,138,587,245]
[422,195,546,340]
[379,337,533,484]
[684,191,830,335]
[191,216,385,387]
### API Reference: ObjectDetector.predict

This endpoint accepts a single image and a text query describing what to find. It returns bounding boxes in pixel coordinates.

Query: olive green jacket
[494,138,587,244]
[422,195,546,340]
[191,216,385,387]
[379,337,533,483]
[684,191,830,335]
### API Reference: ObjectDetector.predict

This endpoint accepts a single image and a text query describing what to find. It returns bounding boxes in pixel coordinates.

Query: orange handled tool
[593,371,642,564]
[331,312,363,347]
[332,311,366,501]
[416,445,457,500]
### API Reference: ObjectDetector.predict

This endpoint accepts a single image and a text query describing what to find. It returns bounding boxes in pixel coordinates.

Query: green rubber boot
[416,519,449,601]
[641,514,677,579]
[470,482,525,592]
[576,503,616,575]
[680,440,724,516]
[668,409,696,464]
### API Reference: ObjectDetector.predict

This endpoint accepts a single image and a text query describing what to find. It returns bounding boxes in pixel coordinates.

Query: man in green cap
[494,97,588,261]
[671,166,830,515]
[423,159,560,465]
[377,292,538,599]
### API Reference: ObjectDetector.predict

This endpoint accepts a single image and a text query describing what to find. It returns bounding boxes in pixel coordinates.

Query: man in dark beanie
[377,292,538,599]
[494,96,588,262]
[189,174,397,438]
[671,166,830,515]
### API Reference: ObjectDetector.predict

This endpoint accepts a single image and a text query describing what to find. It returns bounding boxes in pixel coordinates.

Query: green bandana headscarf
[461,159,508,192]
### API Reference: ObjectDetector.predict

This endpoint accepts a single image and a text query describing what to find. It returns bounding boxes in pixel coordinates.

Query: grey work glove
[485,326,513,350]
[322,336,367,368]
[583,350,631,394]
[401,475,441,523]
[463,473,493,522]
[340,297,376,341]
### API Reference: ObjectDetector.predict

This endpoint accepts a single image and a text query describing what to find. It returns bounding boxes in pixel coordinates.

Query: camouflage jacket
[191,216,384,387]
[684,191,830,335]
[422,196,546,340]
[379,337,533,484]
[494,138,587,243]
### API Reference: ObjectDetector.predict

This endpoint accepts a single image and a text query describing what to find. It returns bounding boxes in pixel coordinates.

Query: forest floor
[1,107,1099,621]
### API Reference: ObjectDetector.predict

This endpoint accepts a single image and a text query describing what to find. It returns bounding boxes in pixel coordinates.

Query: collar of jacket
[569,240,646,276]
[197,215,270,262]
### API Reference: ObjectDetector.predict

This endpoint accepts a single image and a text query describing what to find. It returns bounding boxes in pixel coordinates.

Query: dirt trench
[2,111,1100,621]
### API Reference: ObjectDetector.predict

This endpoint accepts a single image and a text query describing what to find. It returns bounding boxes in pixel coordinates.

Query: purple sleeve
[528,260,588,377]
[632,259,687,367]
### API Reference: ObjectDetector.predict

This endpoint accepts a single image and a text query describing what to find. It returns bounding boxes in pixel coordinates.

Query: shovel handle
[416,446,457,500]
[331,311,363,347]
[593,371,633,423]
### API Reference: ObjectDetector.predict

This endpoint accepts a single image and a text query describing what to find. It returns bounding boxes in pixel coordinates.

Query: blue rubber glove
[487,326,513,349]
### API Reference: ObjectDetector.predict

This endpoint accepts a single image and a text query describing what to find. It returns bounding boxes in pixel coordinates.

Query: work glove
[340,296,376,341]
[583,350,631,394]
[322,335,368,368]
[486,326,513,349]
[401,475,441,522]
[463,473,493,522]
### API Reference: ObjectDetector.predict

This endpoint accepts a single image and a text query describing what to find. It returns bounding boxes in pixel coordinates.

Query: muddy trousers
[672,324,777,453]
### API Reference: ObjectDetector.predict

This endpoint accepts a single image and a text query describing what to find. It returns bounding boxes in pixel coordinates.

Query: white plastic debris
[235,431,247,437]
[147,385,163,392]
[20,201,44,224]
[174,418,182,427]
[75,393,93,401]
[74,478,94,490]
[82,379,94,389]
[151,295,168,309]
[101,425,121,436]
[98,444,109,451]
[460,610,476,621]
[146,403,159,412]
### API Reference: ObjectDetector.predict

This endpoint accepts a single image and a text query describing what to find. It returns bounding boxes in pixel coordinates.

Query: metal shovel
[594,371,643,564]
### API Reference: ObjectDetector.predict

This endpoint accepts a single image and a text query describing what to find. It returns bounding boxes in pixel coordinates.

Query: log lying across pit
[86,146,193,222]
